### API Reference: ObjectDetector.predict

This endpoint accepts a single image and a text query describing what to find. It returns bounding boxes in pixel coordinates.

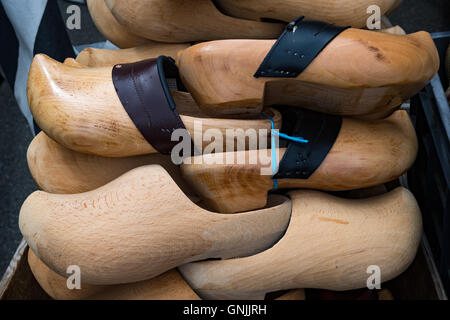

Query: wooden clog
[27,54,280,157]
[105,0,284,43]
[29,250,304,300]
[19,165,292,285]
[87,0,151,48]
[76,43,189,67]
[179,188,422,300]
[27,132,197,196]
[181,110,418,213]
[177,28,439,117]
[28,249,200,300]
[214,0,402,28]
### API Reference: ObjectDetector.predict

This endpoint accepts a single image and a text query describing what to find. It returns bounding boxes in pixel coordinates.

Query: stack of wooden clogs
[19,0,440,300]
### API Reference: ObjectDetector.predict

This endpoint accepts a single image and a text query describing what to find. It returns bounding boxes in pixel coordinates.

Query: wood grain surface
[177,29,439,116]
[87,0,152,48]
[19,165,292,285]
[181,110,418,213]
[214,0,403,27]
[27,54,280,157]
[105,0,284,42]
[180,188,422,299]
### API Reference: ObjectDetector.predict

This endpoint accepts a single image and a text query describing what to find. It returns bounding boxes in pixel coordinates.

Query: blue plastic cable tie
[261,112,309,190]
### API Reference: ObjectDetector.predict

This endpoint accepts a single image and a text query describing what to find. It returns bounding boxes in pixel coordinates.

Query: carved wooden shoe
[76,43,189,67]
[105,0,284,43]
[27,54,280,157]
[181,109,418,213]
[178,23,439,117]
[19,165,292,285]
[28,250,200,300]
[179,187,422,300]
[87,0,152,48]
[29,249,304,300]
[27,132,197,196]
[214,0,402,28]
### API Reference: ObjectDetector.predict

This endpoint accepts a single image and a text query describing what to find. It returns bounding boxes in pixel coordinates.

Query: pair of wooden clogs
[27,129,302,300]
[89,0,402,46]
[28,249,305,300]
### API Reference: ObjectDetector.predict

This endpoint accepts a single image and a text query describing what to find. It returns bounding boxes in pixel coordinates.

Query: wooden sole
[177,29,439,117]
[179,187,422,300]
[27,54,281,157]
[19,165,292,285]
[181,110,418,213]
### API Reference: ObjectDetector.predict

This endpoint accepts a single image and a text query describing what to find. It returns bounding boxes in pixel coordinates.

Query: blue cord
[261,112,309,190]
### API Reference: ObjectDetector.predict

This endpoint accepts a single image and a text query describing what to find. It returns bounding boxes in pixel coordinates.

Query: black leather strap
[254,17,350,78]
[112,56,188,154]
[273,106,342,179]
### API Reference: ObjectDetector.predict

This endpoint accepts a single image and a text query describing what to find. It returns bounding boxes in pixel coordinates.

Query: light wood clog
[29,250,304,300]
[27,132,197,196]
[105,0,284,43]
[214,0,402,28]
[181,110,418,213]
[28,249,200,300]
[27,54,280,157]
[19,165,292,285]
[180,187,422,300]
[177,29,439,117]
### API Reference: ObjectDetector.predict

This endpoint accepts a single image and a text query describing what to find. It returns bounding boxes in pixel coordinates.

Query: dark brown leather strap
[112,56,187,154]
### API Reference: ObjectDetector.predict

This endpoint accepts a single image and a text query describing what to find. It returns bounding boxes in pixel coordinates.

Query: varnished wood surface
[177,29,439,117]
[181,110,418,213]
[87,0,152,48]
[19,165,292,285]
[214,0,402,28]
[27,54,280,157]
[180,188,422,299]
[105,0,284,43]
[27,132,197,196]
[76,43,189,67]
